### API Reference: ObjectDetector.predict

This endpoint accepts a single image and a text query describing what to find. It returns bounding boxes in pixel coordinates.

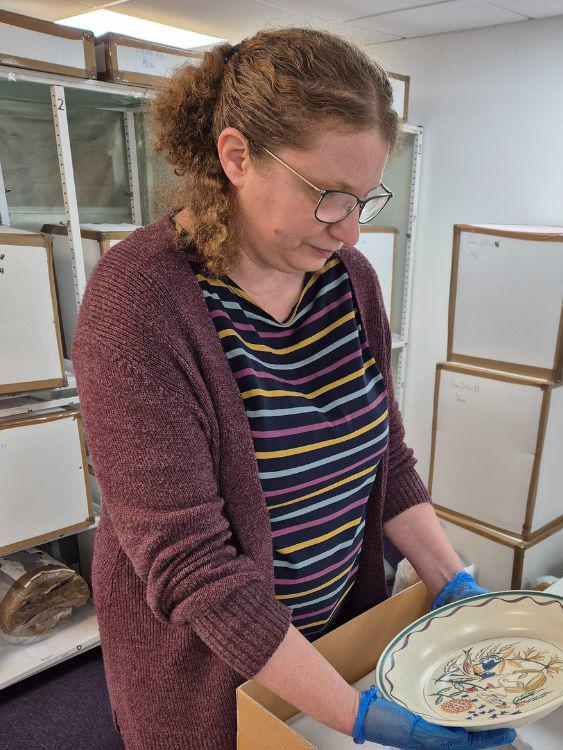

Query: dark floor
[0,646,123,750]
[1,542,403,749]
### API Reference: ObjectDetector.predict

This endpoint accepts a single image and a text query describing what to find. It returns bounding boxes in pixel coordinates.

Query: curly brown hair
[150,27,402,277]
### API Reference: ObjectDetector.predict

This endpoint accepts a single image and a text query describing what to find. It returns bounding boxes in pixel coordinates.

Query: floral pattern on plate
[425,636,563,721]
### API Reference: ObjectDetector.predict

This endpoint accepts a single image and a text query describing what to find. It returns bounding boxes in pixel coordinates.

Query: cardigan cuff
[191,580,292,679]
[382,466,431,525]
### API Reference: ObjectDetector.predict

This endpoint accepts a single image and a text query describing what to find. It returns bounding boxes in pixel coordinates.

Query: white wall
[369,15,563,485]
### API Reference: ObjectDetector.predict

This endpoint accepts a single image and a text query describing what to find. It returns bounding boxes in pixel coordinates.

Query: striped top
[189,252,390,639]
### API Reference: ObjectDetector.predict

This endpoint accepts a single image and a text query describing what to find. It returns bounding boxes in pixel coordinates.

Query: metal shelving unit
[0,62,422,688]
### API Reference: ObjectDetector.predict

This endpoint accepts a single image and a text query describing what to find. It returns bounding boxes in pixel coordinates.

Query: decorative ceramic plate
[376,591,563,731]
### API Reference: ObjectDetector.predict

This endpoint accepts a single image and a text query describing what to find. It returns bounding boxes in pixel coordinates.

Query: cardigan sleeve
[72,327,291,679]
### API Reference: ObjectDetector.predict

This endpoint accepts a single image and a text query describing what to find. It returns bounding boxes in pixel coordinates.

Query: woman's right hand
[353,686,517,749]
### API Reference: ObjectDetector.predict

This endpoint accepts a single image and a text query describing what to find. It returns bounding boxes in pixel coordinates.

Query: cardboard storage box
[448,224,563,382]
[387,72,410,121]
[0,227,65,395]
[42,223,140,358]
[0,406,94,556]
[437,513,563,591]
[95,32,202,86]
[356,226,397,328]
[429,362,563,538]
[236,582,430,750]
[0,9,96,79]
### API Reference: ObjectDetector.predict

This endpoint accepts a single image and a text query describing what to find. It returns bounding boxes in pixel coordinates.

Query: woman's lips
[310,245,335,258]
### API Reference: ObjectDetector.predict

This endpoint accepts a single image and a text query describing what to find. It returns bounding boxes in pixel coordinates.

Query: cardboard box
[236,582,430,749]
[429,361,563,538]
[95,32,202,87]
[0,227,66,395]
[448,224,563,383]
[0,407,94,556]
[356,227,398,328]
[0,9,96,79]
[41,223,140,358]
[437,514,563,590]
[387,72,410,121]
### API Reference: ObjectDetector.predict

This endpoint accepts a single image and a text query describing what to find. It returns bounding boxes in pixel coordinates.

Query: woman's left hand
[431,571,490,611]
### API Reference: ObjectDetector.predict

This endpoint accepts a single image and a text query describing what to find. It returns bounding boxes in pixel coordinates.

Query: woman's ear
[216,127,252,187]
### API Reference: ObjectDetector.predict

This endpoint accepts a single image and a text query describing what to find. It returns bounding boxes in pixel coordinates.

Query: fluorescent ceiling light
[57,9,224,49]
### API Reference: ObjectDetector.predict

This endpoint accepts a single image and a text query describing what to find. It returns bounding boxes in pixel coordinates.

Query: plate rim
[375,589,563,727]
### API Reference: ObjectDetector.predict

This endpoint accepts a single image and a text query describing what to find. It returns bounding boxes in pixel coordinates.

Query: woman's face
[220,127,390,278]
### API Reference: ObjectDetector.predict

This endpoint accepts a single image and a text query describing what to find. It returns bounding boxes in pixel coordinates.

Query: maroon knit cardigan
[72,213,431,750]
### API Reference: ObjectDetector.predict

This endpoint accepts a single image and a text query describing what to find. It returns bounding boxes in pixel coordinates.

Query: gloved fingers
[465,727,518,748]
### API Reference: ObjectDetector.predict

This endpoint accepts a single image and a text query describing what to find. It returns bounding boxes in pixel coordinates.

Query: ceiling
[3,0,563,47]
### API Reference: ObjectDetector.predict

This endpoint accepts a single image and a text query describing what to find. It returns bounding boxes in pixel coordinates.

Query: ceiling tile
[355,0,527,36]
[0,0,90,20]
[251,0,440,23]
[339,23,403,44]
[110,0,321,41]
[478,0,563,18]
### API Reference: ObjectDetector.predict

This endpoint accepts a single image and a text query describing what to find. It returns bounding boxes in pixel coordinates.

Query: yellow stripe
[256,408,387,459]
[294,581,356,631]
[218,310,355,354]
[195,257,341,320]
[268,464,376,510]
[277,517,361,554]
[242,356,375,401]
[276,561,354,601]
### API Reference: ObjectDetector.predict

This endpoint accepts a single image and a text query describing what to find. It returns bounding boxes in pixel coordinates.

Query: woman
[72,28,516,750]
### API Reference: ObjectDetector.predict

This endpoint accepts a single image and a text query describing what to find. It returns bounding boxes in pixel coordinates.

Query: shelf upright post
[50,84,87,311]
[396,124,423,412]
[0,156,10,225]
[123,109,143,225]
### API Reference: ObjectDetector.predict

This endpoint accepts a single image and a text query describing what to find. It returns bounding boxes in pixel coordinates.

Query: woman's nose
[327,209,361,247]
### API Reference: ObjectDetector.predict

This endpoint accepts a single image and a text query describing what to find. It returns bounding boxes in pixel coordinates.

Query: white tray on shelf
[0,598,100,690]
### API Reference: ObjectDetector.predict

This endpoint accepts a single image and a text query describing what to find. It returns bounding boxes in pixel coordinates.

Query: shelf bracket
[50,84,87,308]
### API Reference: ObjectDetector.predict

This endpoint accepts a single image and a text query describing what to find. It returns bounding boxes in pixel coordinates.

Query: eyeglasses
[259,146,393,225]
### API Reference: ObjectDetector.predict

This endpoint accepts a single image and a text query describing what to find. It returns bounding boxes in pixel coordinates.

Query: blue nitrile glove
[431,571,490,611]
[353,685,517,749]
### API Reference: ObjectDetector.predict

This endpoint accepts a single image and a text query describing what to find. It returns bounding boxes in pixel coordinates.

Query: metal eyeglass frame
[259,145,394,225]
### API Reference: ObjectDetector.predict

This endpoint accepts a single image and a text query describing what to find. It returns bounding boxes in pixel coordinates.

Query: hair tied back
[224,42,241,63]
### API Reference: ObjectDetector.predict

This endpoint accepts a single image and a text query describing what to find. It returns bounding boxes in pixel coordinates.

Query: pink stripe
[290,565,360,622]
[264,445,387,499]
[235,341,368,385]
[271,495,368,539]
[253,385,386,439]
[275,538,363,585]
[209,290,352,339]
[209,309,256,331]
[259,291,353,338]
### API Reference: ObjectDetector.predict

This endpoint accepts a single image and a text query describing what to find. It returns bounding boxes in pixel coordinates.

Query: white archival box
[0,407,94,556]
[355,227,397,328]
[0,226,65,395]
[42,223,140,357]
[437,517,563,592]
[449,224,563,382]
[429,362,563,537]
[387,72,409,121]
[0,9,96,79]
[95,32,202,86]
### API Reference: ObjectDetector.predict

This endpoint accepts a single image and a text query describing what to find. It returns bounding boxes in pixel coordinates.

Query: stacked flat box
[95,32,202,86]
[0,227,65,395]
[356,226,397,327]
[448,224,563,382]
[41,223,140,358]
[0,9,96,79]
[437,517,563,591]
[429,363,562,538]
[0,407,94,556]
[387,72,410,121]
